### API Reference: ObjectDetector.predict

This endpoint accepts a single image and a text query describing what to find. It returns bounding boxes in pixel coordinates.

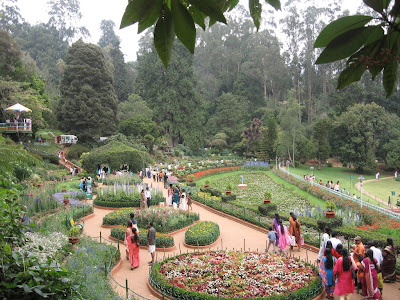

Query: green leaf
[390,0,400,16]
[383,55,399,98]
[189,6,206,30]
[316,27,376,64]
[187,0,227,24]
[120,0,157,29]
[337,61,367,89]
[154,5,175,68]
[314,15,373,48]
[364,26,384,45]
[229,0,240,11]
[363,0,385,12]
[138,0,163,33]
[250,0,262,31]
[171,0,196,53]
[265,0,281,10]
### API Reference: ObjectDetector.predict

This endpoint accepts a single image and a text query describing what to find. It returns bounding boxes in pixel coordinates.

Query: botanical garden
[2,0,400,299]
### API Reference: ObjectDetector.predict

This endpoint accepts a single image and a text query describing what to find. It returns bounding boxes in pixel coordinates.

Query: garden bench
[66,215,84,233]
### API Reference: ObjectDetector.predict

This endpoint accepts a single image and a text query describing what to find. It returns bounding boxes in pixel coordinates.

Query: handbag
[299,235,304,246]
[290,236,296,246]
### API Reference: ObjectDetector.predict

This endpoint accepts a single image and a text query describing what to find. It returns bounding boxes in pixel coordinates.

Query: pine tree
[57,40,118,143]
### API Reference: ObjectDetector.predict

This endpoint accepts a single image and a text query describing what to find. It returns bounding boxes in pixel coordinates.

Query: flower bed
[110,226,174,248]
[200,173,313,215]
[185,221,220,246]
[192,166,242,179]
[150,251,322,299]
[102,174,141,185]
[94,184,165,207]
[53,191,86,206]
[103,207,199,233]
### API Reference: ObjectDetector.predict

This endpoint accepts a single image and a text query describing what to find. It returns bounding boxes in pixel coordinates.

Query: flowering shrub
[103,207,199,233]
[150,251,321,299]
[243,161,271,171]
[102,174,141,185]
[185,221,220,246]
[110,226,174,248]
[21,232,69,262]
[53,191,86,207]
[192,166,241,179]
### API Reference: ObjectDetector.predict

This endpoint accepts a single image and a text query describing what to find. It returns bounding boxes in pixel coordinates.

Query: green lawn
[288,165,388,207]
[363,178,400,205]
[196,170,327,210]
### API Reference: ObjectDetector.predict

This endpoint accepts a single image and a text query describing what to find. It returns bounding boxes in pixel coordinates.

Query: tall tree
[243,118,263,157]
[312,117,331,169]
[135,39,204,150]
[98,20,120,48]
[47,0,89,42]
[57,40,118,143]
[0,0,25,34]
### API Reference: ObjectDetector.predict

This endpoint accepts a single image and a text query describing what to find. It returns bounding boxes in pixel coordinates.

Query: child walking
[266,226,277,254]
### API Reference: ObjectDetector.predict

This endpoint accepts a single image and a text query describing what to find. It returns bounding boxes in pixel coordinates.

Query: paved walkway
[82,177,400,299]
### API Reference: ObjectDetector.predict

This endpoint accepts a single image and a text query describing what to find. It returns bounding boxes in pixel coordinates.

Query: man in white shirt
[145,187,152,208]
[367,241,383,266]
[328,231,342,250]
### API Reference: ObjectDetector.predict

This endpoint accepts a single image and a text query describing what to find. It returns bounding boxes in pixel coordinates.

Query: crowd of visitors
[317,226,397,299]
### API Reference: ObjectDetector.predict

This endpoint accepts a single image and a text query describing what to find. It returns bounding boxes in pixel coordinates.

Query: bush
[102,174,141,185]
[110,226,174,248]
[221,193,236,202]
[103,207,199,233]
[186,182,196,187]
[258,203,278,216]
[66,144,90,160]
[326,162,333,167]
[185,221,220,246]
[316,216,343,231]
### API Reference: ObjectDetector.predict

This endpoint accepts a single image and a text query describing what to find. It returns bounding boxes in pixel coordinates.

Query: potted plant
[264,191,272,204]
[204,180,210,188]
[68,226,81,244]
[187,174,195,183]
[226,183,233,195]
[325,200,336,217]
[63,194,70,206]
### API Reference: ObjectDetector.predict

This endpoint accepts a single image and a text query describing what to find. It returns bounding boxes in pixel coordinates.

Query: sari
[289,219,301,246]
[273,218,280,246]
[381,245,397,282]
[125,227,133,260]
[127,233,140,269]
[333,256,356,296]
[319,256,336,296]
[362,257,380,299]
[318,233,330,261]
[277,225,291,252]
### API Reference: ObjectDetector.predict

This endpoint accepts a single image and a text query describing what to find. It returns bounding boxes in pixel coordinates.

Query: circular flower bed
[110,226,174,248]
[185,221,219,246]
[103,207,199,233]
[150,251,322,299]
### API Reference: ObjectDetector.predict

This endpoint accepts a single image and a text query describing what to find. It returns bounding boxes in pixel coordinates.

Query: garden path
[83,177,400,299]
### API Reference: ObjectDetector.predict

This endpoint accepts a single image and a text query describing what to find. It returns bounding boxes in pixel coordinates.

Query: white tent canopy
[4,103,32,112]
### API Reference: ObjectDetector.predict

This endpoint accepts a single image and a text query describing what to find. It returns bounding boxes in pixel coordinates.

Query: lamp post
[358,176,365,208]
[310,166,314,185]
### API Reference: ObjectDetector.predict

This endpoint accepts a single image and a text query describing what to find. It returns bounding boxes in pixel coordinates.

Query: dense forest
[1,0,400,173]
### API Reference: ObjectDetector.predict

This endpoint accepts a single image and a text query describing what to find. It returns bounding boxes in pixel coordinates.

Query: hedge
[258,203,278,216]
[221,194,236,202]
[185,221,220,246]
[316,216,343,231]
[110,226,174,248]
[93,192,165,208]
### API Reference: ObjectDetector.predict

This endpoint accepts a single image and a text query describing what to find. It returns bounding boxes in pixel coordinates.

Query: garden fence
[278,166,400,221]
[87,233,155,300]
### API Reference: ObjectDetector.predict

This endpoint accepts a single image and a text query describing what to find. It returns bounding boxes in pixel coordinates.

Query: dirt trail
[82,178,400,299]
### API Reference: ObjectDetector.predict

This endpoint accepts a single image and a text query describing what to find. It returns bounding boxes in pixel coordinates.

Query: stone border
[102,224,119,228]
[81,213,95,221]
[193,200,320,253]
[183,234,220,249]
[108,235,177,252]
[110,258,122,276]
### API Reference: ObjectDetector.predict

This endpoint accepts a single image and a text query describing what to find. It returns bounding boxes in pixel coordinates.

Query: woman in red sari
[124,221,133,260]
[128,227,140,270]
[362,249,381,299]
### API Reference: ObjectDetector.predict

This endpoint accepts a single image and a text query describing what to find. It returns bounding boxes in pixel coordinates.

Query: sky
[16,0,362,62]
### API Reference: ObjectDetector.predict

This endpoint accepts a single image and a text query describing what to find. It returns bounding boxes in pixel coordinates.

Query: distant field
[363,178,400,205]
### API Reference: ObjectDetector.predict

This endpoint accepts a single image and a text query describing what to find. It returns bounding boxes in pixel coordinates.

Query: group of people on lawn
[124,212,157,270]
[317,227,397,300]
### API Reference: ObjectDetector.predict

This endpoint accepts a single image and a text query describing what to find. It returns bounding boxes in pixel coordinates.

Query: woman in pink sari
[125,221,133,260]
[277,219,291,255]
[333,248,357,300]
[127,227,140,270]
[362,249,380,299]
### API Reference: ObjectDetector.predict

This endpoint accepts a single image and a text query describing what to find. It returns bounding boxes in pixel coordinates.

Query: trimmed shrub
[66,144,90,160]
[316,216,343,231]
[185,221,220,246]
[258,203,278,216]
[221,194,236,202]
[110,226,174,248]
[103,207,199,233]
[186,182,196,187]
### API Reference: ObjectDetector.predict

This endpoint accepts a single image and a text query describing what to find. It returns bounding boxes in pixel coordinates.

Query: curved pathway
[83,178,400,299]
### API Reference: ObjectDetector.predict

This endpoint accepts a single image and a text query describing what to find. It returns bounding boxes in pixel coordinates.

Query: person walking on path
[125,221,134,260]
[289,214,302,251]
[167,184,174,206]
[145,187,151,208]
[333,248,357,300]
[128,227,140,270]
[140,189,147,209]
[319,248,336,299]
[147,222,156,265]
[266,226,277,254]
[179,189,187,211]
[277,219,291,255]
[272,213,280,247]
[187,192,193,211]
[318,227,331,261]
[362,249,381,299]
[382,238,397,283]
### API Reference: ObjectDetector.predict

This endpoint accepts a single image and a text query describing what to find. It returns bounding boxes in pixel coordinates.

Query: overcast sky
[16,0,362,62]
